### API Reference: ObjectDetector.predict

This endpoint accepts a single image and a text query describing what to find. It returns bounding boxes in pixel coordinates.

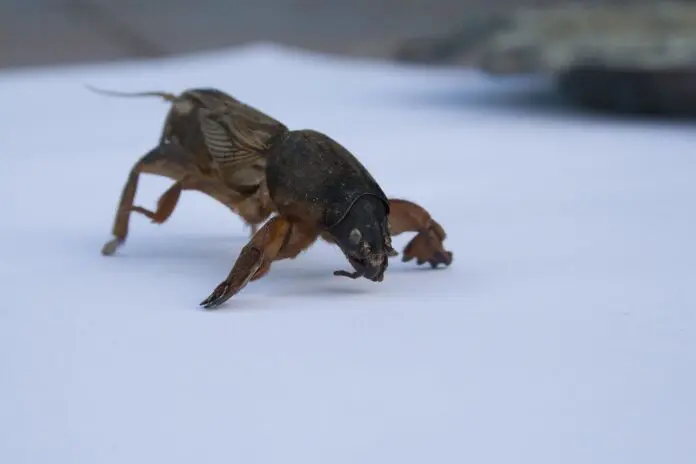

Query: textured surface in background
[0,0,655,69]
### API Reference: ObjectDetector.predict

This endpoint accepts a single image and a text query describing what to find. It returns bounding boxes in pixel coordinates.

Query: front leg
[199,216,318,309]
[388,198,453,268]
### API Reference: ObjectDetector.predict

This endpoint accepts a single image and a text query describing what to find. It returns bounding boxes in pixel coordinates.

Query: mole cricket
[90,86,453,308]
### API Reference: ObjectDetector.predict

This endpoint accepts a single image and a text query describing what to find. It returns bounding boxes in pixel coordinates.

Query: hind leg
[101,143,200,256]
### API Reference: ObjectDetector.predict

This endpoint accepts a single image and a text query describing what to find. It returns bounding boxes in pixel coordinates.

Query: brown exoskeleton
[91,86,453,308]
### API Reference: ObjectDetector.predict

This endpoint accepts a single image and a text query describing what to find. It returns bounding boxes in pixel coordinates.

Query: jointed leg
[131,181,183,224]
[199,217,318,309]
[102,143,271,256]
[101,143,201,256]
[100,156,147,256]
[130,179,272,236]
[387,198,453,268]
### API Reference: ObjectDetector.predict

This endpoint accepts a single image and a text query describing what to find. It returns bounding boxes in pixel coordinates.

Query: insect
[91,86,453,308]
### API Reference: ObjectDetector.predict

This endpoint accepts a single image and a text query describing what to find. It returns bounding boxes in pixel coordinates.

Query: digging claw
[426,251,452,268]
[423,251,453,268]
[402,231,453,269]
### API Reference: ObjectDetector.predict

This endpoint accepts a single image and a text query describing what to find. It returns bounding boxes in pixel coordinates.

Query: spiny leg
[387,198,453,268]
[101,143,198,256]
[199,216,318,309]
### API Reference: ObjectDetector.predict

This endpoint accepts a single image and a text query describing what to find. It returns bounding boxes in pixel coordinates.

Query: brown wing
[184,88,286,129]
[198,107,278,167]
[198,106,288,194]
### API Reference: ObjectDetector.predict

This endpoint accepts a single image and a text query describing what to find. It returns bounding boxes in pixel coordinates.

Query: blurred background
[6,0,694,117]
[0,0,652,70]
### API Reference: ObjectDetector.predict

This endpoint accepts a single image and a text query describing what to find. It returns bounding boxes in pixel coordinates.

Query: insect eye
[349,228,362,244]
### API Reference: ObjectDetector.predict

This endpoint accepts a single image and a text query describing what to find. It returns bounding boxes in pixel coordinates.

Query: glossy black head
[329,194,397,282]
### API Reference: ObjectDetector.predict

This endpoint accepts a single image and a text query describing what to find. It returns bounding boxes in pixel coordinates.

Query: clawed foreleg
[387,198,453,268]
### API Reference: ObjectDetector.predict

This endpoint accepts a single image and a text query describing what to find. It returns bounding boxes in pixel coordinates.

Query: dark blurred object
[557,67,696,116]
[394,12,511,66]
[396,2,696,116]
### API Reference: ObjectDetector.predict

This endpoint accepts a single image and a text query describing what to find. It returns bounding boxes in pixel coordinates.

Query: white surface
[1,44,694,464]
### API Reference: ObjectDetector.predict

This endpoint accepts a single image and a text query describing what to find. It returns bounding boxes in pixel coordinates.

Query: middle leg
[130,178,273,236]
[130,180,185,224]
